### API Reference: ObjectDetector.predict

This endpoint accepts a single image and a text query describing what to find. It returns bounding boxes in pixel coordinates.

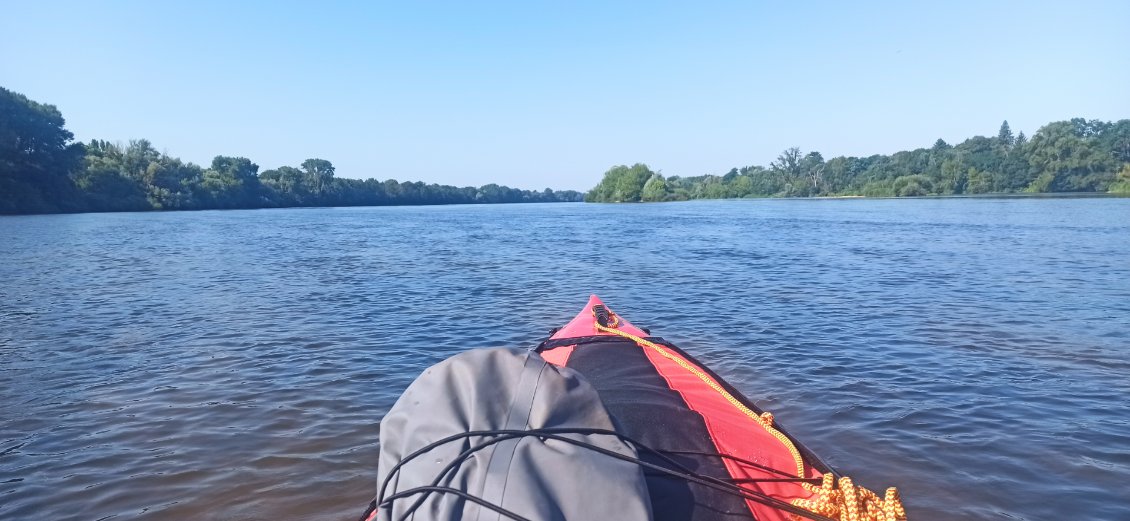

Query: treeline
[0,87,582,214]
[587,120,1130,202]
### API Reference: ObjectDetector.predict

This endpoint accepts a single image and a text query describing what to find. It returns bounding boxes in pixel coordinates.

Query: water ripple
[1,198,1129,520]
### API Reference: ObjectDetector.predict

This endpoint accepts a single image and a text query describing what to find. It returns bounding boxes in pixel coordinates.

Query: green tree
[1098,120,1130,163]
[1025,121,1113,192]
[585,164,655,202]
[0,87,85,213]
[1109,164,1130,194]
[640,173,669,201]
[939,157,967,194]
[768,147,806,196]
[892,174,933,196]
[301,158,335,195]
[966,167,991,194]
[998,120,1015,149]
[699,176,727,199]
[800,151,826,195]
[729,174,755,197]
[770,147,803,178]
[73,141,150,211]
[199,156,261,208]
[260,166,308,205]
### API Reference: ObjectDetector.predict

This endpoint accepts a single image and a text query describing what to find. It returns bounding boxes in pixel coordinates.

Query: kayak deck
[361,295,906,521]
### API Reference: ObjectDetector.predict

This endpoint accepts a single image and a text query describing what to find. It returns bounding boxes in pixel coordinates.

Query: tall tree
[770,147,803,177]
[301,158,335,194]
[0,87,84,213]
[998,120,1015,148]
[801,151,826,193]
[640,173,669,202]
[769,147,805,196]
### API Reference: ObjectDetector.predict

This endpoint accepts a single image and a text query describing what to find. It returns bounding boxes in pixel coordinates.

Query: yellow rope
[794,475,907,521]
[592,313,907,521]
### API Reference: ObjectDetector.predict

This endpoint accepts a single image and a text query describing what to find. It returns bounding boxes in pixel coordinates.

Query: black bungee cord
[372,427,836,521]
[389,428,704,521]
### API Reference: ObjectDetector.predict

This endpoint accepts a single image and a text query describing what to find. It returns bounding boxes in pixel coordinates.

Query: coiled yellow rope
[794,474,906,521]
[592,311,907,521]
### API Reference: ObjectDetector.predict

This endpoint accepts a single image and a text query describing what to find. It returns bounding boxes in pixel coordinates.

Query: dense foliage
[1,87,582,214]
[0,88,86,213]
[586,119,1130,202]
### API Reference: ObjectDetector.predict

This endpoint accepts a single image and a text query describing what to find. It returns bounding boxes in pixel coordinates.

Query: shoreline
[3,192,1126,217]
[592,191,1127,204]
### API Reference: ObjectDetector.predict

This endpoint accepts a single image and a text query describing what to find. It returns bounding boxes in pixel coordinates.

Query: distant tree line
[1,86,583,214]
[587,120,1130,202]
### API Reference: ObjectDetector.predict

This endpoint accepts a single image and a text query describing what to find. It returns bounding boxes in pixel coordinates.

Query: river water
[1,198,1128,520]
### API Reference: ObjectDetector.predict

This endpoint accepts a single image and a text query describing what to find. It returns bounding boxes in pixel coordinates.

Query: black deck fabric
[562,340,755,521]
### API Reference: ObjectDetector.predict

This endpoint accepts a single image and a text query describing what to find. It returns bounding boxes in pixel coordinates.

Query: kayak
[359,295,907,521]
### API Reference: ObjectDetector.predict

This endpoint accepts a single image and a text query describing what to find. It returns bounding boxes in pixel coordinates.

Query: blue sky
[2,1,1128,190]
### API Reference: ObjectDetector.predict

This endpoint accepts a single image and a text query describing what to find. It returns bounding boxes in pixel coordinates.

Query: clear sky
[2,1,1128,191]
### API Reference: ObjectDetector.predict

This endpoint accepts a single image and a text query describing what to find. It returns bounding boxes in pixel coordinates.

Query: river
[2,198,1128,520]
